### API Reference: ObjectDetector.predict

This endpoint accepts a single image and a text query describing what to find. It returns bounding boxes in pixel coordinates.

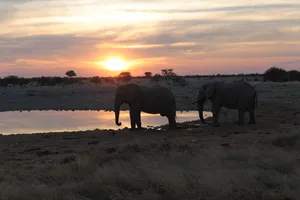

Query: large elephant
[114,83,177,130]
[197,80,258,127]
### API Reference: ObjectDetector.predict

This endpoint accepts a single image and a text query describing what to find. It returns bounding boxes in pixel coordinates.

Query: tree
[144,72,152,77]
[161,68,176,79]
[287,70,300,81]
[117,72,132,83]
[263,66,288,82]
[2,75,20,86]
[65,70,77,78]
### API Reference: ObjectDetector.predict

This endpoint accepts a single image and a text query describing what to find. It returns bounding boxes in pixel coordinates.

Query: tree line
[0,67,299,87]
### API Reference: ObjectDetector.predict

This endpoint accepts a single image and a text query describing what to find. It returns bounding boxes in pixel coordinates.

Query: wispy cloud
[0,0,300,77]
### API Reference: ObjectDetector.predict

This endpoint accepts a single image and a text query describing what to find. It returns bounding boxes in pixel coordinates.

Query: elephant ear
[204,82,216,99]
[196,84,207,101]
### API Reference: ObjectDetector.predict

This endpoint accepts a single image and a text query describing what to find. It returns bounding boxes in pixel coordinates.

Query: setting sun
[98,57,130,71]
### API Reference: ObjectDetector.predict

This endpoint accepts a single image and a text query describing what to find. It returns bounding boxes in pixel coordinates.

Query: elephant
[114,83,177,130]
[196,80,258,127]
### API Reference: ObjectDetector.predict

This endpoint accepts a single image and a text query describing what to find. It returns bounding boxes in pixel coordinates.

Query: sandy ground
[0,77,299,112]
[0,77,300,199]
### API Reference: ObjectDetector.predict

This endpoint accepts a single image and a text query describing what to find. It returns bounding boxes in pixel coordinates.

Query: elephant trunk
[114,99,122,126]
[197,97,207,124]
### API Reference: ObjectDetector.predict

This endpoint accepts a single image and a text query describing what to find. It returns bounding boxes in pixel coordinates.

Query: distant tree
[65,70,77,78]
[287,70,300,81]
[2,75,20,86]
[144,72,152,77]
[118,72,132,83]
[65,70,77,88]
[161,68,177,86]
[161,69,177,83]
[90,76,102,84]
[263,66,288,82]
[161,69,176,78]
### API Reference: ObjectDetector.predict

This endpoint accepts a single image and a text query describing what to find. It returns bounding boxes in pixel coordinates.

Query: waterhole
[0,110,212,135]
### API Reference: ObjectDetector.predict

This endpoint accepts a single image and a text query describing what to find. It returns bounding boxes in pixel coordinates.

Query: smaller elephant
[114,83,177,130]
[197,80,258,127]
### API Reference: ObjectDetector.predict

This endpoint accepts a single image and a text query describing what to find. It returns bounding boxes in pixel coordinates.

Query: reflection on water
[0,110,212,135]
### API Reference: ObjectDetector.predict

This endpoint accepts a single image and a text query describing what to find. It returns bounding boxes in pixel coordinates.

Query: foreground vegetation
[1,124,299,200]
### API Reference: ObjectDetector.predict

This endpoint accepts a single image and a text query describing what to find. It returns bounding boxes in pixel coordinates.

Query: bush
[2,75,20,86]
[117,72,132,83]
[35,77,66,86]
[90,76,102,84]
[171,76,188,86]
[263,67,289,82]
[287,70,300,81]
[103,77,115,84]
[263,66,300,82]
[151,74,162,83]
[144,72,152,78]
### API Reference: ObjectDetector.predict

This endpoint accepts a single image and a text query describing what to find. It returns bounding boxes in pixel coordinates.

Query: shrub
[90,76,102,84]
[263,67,288,82]
[144,72,152,78]
[151,74,162,83]
[287,70,300,81]
[171,76,188,86]
[117,72,132,83]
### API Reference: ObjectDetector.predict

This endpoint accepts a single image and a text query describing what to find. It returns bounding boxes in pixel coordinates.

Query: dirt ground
[0,78,300,199]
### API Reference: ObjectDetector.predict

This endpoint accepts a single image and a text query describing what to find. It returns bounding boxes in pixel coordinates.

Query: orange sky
[0,0,300,77]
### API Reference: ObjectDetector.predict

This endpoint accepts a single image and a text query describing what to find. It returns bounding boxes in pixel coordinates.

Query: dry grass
[1,133,300,200]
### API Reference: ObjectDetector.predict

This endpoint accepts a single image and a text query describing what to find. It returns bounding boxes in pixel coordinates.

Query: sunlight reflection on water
[0,110,212,135]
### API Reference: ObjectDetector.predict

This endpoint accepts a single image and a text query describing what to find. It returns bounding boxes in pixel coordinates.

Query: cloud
[15,59,58,65]
[0,0,300,76]
[123,3,300,13]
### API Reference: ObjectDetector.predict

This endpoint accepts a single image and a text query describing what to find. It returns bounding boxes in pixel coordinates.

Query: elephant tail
[254,92,258,109]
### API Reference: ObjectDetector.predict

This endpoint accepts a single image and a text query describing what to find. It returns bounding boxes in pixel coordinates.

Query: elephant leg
[248,109,256,124]
[212,104,221,127]
[136,111,142,129]
[129,109,137,130]
[236,108,245,125]
[167,115,177,129]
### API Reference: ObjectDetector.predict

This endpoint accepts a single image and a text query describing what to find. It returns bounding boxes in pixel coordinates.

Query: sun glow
[98,57,130,71]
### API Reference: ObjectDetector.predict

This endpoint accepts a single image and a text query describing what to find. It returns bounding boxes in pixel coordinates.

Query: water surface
[0,110,212,135]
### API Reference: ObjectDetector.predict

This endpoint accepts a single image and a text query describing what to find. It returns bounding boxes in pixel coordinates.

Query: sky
[0,0,300,77]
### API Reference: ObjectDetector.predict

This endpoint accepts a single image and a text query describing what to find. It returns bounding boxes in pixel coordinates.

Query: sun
[98,57,130,71]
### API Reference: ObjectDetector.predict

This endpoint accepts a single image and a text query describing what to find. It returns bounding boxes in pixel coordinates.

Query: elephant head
[197,82,217,124]
[114,84,140,126]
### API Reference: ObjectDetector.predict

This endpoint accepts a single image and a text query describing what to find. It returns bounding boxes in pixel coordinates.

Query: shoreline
[0,109,211,136]
[0,80,299,136]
